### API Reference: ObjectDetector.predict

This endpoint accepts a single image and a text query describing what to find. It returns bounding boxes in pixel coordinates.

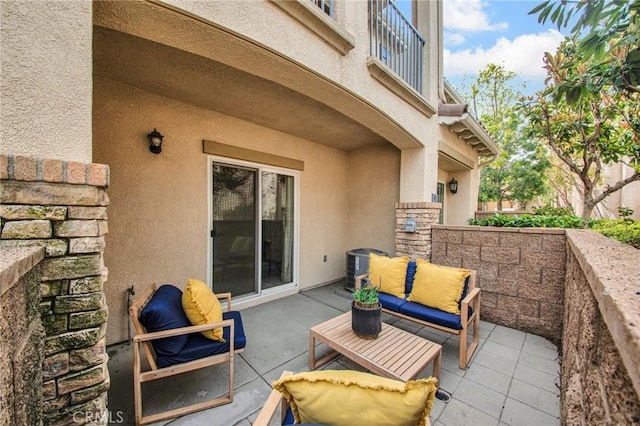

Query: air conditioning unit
[345,248,388,291]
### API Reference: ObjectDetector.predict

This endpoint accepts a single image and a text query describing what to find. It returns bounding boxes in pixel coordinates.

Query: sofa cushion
[368,253,410,298]
[408,260,470,315]
[399,301,465,330]
[155,311,246,368]
[272,370,437,426]
[182,278,225,341]
[378,292,407,312]
[405,259,417,294]
[139,284,191,357]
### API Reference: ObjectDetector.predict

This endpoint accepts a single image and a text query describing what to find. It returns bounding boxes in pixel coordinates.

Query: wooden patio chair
[129,283,246,425]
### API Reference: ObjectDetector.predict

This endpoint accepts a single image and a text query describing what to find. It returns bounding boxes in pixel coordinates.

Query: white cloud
[444,29,565,79]
[445,32,467,46]
[444,0,508,32]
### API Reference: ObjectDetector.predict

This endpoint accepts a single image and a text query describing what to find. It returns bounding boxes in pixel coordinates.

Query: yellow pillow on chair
[181,278,225,342]
[368,253,410,298]
[408,259,470,315]
[273,370,437,426]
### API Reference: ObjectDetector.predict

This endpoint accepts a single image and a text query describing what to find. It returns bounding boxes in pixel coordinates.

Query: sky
[398,0,569,96]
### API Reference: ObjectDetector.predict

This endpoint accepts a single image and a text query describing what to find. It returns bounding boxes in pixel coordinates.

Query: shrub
[589,219,640,249]
[468,213,583,228]
[532,205,575,216]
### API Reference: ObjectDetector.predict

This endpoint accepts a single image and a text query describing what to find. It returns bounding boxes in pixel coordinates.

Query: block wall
[0,154,110,425]
[563,230,640,424]
[0,247,45,426]
[430,225,566,344]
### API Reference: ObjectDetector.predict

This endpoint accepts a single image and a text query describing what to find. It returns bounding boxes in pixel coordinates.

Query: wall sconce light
[147,128,164,154]
[448,178,458,194]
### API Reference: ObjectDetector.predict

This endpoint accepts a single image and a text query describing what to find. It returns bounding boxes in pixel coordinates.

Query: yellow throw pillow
[181,278,225,342]
[273,370,437,426]
[368,253,409,298]
[408,259,470,315]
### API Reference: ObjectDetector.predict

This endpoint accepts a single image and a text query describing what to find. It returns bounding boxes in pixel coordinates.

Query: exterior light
[448,178,458,194]
[147,128,163,154]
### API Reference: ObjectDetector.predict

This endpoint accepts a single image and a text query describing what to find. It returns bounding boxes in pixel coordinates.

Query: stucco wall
[94,77,399,344]
[0,1,92,162]
[347,145,400,255]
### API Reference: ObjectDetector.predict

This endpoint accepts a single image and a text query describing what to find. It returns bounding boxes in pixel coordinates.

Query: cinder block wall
[563,230,640,424]
[430,225,566,343]
[0,154,110,425]
[0,246,45,426]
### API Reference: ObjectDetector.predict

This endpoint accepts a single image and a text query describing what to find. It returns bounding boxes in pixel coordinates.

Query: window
[312,0,333,16]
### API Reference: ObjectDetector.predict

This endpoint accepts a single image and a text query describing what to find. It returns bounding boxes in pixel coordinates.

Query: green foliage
[353,281,379,304]
[469,213,583,229]
[618,206,635,220]
[530,0,640,99]
[462,64,551,208]
[532,205,574,216]
[521,38,640,223]
[589,218,640,249]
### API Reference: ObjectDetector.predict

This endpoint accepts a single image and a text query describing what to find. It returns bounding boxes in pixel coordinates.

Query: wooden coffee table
[309,312,442,383]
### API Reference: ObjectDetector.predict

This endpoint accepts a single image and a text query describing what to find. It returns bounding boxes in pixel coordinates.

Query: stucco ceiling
[93,26,389,152]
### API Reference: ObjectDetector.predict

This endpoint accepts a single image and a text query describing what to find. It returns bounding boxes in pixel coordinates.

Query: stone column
[395,202,441,259]
[0,154,110,425]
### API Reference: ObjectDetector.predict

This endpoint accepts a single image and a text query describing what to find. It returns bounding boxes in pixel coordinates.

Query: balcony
[369,0,425,93]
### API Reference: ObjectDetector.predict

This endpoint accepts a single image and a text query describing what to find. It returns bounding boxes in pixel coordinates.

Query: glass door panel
[212,164,257,296]
[261,172,294,289]
[437,182,445,224]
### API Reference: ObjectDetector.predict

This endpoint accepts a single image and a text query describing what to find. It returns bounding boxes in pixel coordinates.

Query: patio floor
[107,281,561,426]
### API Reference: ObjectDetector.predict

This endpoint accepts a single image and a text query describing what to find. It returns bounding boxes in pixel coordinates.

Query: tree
[523,41,640,224]
[530,0,640,101]
[462,64,550,210]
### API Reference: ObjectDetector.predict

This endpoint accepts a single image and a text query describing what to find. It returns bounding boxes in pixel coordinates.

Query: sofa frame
[356,268,480,369]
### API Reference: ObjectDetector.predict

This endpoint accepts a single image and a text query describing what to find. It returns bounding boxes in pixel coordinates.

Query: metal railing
[369,0,425,93]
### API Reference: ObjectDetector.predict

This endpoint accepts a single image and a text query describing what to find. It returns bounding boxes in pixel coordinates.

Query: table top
[310,312,442,381]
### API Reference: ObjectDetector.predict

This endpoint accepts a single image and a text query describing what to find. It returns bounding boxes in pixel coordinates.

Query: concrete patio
[107,281,561,426]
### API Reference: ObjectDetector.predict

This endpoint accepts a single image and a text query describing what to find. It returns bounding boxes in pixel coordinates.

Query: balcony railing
[369,0,425,93]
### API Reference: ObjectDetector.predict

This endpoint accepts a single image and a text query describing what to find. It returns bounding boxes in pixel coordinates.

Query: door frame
[207,155,300,302]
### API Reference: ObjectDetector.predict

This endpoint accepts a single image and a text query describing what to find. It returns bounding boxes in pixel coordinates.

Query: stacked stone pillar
[0,154,110,425]
[395,202,441,259]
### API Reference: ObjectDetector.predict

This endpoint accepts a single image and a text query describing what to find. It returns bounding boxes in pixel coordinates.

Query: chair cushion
[182,278,225,341]
[139,284,191,356]
[155,311,246,368]
[368,253,410,298]
[399,301,466,330]
[405,259,417,294]
[407,260,470,315]
[272,370,437,426]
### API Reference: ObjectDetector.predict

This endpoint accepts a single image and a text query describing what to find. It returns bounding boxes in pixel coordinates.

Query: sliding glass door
[211,161,296,297]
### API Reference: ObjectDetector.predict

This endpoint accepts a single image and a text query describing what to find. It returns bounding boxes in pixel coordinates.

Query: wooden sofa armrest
[216,292,232,311]
[132,319,235,343]
[460,287,481,325]
[253,371,293,426]
[354,273,370,290]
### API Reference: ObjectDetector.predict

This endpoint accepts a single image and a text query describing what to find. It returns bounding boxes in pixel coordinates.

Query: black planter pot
[351,301,382,339]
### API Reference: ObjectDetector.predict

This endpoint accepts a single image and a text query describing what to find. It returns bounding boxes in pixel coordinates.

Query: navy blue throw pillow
[139,284,192,356]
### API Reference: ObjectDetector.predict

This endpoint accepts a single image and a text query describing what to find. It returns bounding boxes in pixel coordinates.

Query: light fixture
[147,128,164,154]
[448,178,458,194]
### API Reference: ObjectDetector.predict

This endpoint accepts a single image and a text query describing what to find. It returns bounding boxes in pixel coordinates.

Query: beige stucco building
[2,0,498,346]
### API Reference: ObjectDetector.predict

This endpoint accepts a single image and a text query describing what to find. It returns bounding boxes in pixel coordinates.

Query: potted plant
[351,277,382,339]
